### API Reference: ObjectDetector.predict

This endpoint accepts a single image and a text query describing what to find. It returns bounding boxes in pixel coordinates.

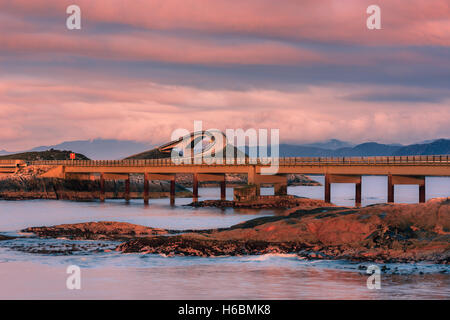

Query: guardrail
[27,155,450,167]
[0,160,26,166]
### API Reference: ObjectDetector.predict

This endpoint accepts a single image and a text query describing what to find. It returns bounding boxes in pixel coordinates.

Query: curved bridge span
[3,155,450,205]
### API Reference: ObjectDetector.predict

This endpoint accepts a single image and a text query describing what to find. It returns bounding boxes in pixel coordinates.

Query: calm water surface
[0,177,449,299]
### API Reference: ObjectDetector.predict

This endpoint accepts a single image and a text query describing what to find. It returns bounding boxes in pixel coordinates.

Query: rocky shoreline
[12,198,450,264]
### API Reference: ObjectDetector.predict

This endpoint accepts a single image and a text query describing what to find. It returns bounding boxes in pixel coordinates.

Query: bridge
[0,160,26,176]
[4,155,448,205]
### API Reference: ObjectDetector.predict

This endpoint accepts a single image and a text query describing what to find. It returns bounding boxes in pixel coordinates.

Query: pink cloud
[0,1,448,151]
[0,30,324,65]
[0,77,449,150]
[0,0,448,46]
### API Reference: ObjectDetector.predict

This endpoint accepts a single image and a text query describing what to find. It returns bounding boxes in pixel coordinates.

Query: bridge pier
[388,174,394,202]
[194,173,227,202]
[193,173,199,202]
[324,174,331,203]
[125,175,130,202]
[144,173,177,205]
[248,171,287,197]
[98,173,130,202]
[170,179,176,206]
[420,185,426,203]
[100,173,105,202]
[220,180,226,200]
[388,175,426,203]
[324,174,362,206]
[356,181,362,206]
[143,173,149,204]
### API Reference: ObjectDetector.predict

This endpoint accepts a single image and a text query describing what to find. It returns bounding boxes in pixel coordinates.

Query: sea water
[0,177,449,299]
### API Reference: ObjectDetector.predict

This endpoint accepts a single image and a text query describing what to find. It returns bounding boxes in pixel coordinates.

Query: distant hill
[332,142,401,156]
[392,139,450,156]
[416,138,448,144]
[14,139,152,160]
[302,139,354,150]
[277,139,450,157]
[0,149,90,161]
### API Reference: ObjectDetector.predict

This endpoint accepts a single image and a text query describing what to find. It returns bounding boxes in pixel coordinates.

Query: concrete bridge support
[356,180,362,205]
[98,173,130,202]
[193,173,199,202]
[388,174,425,203]
[220,180,226,200]
[388,174,394,203]
[324,174,362,206]
[195,173,227,202]
[144,173,150,204]
[247,169,288,197]
[170,180,176,205]
[146,173,177,205]
[125,175,130,202]
[324,174,331,203]
[100,173,105,202]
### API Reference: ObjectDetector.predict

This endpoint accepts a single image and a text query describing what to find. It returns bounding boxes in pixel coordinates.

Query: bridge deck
[25,154,449,166]
[0,160,25,174]
[22,155,450,177]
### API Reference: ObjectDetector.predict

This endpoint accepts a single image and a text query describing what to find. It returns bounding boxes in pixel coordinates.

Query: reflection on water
[1,258,449,300]
[0,177,449,299]
[0,196,275,233]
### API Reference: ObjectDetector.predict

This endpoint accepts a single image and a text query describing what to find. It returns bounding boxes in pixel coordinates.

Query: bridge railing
[0,160,26,167]
[27,155,450,167]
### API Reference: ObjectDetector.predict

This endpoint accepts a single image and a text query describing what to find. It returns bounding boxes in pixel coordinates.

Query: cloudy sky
[0,0,449,151]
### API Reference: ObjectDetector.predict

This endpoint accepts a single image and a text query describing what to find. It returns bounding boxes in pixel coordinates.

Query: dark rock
[22,221,169,241]
[116,235,305,256]
[0,234,15,241]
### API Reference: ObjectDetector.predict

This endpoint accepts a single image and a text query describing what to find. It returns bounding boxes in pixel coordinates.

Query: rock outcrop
[23,221,168,241]
[119,198,450,263]
[117,236,302,257]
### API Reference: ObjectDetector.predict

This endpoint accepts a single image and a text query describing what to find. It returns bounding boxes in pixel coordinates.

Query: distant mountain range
[0,138,449,160]
[277,139,450,157]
